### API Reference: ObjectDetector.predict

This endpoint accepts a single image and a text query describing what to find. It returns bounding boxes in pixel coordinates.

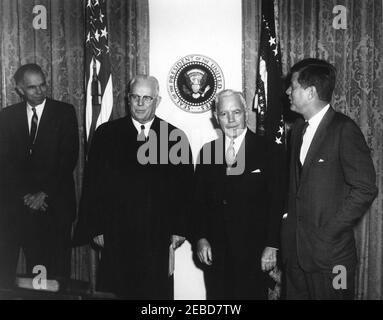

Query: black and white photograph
[0,0,382,308]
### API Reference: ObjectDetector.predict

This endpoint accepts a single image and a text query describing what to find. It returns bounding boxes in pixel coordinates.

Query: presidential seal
[167,54,225,113]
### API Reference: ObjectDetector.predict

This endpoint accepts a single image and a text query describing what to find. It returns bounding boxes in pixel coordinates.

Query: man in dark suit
[281,58,378,299]
[0,63,79,288]
[193,89,285,299]
[76,75,193,299]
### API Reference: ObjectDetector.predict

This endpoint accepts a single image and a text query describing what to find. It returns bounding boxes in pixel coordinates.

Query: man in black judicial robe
[193,90,285,299]
[75,75,193,299]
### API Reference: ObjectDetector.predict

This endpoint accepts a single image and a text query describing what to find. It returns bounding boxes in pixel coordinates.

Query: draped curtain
[0,0,86,279]
[0,0,149,286]
[243,0,383,299]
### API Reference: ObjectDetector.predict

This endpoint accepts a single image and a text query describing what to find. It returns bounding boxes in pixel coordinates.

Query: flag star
[94,29,100,41]
[278,126,284,135]
[269,37,276,46]
[86,32,91,43]
[273,47,278,56]
[275,137,282,145]
[105,45,110,53]
[260,111,265,116]
[87,0,92,8]
[99,13,105,23]
[94,0,99,6]
[101,27,108,39]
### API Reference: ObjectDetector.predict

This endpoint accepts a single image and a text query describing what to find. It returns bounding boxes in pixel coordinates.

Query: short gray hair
[128,75,160,97]
[213,89,247,112]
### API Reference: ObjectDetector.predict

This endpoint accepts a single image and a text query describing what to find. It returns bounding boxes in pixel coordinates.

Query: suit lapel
[300,107,335,183]
[14,102,30,150]
[290,118,305,190]
[242,129,255,172]
[34,98,54,146]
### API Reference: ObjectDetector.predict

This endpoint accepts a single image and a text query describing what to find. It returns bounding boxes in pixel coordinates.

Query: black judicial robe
[75,116,193,299]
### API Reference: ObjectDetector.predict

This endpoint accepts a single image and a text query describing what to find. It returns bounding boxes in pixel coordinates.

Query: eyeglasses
[128,93,155,104]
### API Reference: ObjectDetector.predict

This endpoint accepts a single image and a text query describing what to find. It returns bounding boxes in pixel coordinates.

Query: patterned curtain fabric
[242,0,262,133]
[0,0,149,285]
[108,0,149,120]
[243,0,383,299]
[0,0,86,280]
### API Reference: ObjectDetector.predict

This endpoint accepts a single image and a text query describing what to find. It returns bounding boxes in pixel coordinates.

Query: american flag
[254,0,286,301]
[254,0,285,147]
[85,0,113,151]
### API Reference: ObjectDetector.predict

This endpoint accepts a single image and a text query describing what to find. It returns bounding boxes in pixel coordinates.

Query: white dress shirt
[225,128,247,157]
[131,117,155,138]
[26,99,46,133]
[300,104,330,164]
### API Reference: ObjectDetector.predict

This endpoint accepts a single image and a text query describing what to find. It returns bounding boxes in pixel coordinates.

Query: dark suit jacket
[281,107,378,272]
[0,98,79,239]
[74,116,193,298]
[193,129,285,272]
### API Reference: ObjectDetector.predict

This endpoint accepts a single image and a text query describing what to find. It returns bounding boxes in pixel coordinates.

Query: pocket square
[318,159,325,163]
[251,169,261,173]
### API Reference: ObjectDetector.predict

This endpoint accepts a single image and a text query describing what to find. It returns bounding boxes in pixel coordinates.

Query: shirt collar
[225,127,247,154]
[307,104,330,128]
[131,117,155,133]
[27,99,46,112]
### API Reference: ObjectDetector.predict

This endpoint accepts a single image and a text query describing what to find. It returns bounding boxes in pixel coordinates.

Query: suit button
[222,199,228,205]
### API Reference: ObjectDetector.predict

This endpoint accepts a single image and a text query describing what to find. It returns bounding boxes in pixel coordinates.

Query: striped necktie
[29,107,38,150]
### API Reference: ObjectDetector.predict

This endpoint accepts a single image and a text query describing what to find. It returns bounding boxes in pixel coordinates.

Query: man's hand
[24,192,48,211]
[261,246,278,272]
[171,235,186,250]
[197,238,213,266]
[93,234,104,248]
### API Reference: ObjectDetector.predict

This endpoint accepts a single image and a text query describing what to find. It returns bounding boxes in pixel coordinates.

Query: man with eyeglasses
[0,63,79,288]
[77,75,193,299]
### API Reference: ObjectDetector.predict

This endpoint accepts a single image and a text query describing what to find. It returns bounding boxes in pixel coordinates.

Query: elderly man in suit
[193,89,285,299]
[281,58,378,300]
[0,63,79,288]
[76,75,193,299]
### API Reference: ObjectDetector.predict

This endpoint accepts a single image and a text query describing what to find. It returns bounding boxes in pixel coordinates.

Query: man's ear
[308,86,317,100]
[15,85,24,98]
[213,111,218,122]
[155,95,162,107]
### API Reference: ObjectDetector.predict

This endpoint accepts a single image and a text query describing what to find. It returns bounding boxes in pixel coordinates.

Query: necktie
[30,107,38,148]
[137,124,146,141]
[297,121,309,181]
[225,139,236,167]
[299,121,309,165]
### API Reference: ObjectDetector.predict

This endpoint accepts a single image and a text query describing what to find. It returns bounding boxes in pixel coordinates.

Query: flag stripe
[85,0,113,148]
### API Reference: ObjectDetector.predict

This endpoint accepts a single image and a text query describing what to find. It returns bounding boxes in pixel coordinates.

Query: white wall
[149,0,242,299]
